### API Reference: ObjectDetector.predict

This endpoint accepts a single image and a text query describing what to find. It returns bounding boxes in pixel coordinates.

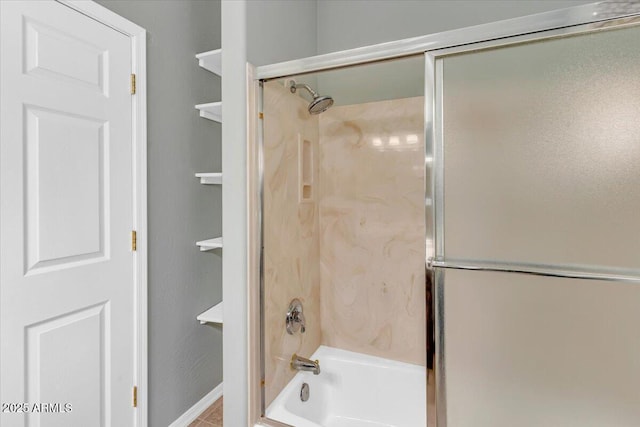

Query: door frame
[56,1,148,425]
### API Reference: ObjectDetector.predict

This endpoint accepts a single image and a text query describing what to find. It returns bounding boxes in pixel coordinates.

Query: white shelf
[197,301,223,324]
[195,102,222,122]
[196,49,222,76]
[196,237,223,251]
[195,172,222,185]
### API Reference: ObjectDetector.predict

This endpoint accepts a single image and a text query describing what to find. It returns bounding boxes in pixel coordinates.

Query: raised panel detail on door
[24,18,108,95]
[25,106,108,274]
[26,303,109,427]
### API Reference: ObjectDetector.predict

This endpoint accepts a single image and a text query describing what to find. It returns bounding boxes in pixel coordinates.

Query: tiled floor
[188,397,223,427]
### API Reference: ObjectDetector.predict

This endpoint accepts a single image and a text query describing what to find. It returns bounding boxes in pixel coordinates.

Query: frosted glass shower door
[430,21,640,427]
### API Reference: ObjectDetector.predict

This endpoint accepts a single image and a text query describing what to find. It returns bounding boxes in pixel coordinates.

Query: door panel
[435,20,640,427]
[25,106,108,272]
[26,303,109,427]
[1,1,134,426]
[24,17,108,94]
[441,24,640,271]
[444,269,640,427]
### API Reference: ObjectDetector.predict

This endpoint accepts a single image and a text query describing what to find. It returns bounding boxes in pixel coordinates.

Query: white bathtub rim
[265,345,427,427]
[311,345,426,371]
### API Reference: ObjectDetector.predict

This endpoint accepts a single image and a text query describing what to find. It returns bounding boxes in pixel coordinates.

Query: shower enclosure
[257,56,428,427]
[249,3,640,426]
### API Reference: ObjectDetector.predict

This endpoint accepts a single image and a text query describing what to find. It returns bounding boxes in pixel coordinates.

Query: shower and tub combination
[250,3,640,427]
[257,60,428,427]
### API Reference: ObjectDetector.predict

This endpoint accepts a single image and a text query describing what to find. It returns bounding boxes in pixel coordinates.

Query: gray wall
[247,0,317,66]
[94,1,223,426]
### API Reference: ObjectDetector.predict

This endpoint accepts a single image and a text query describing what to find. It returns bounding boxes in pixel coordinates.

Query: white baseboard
[168,382,223,427]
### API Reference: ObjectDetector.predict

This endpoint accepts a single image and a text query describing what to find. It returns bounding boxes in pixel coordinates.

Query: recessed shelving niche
[194,48,223,327]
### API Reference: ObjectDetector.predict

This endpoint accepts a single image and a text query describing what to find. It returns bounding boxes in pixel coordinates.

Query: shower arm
[290,82,319,99]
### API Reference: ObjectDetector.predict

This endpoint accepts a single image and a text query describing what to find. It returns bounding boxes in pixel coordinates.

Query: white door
[1,1,135,426]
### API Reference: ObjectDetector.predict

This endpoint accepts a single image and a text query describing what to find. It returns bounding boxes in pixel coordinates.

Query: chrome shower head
[308,95,334,115]
[289,81,334,115]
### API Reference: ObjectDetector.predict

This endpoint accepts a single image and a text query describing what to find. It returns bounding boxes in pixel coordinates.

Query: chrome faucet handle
[297,311,306,333]
[286,298,306,335]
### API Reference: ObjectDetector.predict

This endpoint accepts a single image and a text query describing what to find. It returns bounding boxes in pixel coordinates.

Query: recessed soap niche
[298,133,314,203]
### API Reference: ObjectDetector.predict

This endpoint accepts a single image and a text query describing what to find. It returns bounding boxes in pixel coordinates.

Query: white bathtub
[265,346,426,427]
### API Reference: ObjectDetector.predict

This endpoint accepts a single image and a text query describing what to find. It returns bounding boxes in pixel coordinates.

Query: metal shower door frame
[426,13,640,427]
[252,3,640,427]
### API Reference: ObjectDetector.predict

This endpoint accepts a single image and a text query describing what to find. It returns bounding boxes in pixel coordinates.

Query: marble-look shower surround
[263,82,321,407]
[318,97,426,366]
[263,86,425,406]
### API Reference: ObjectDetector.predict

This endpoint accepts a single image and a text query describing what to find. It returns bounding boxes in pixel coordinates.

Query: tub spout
[291,353,320,375]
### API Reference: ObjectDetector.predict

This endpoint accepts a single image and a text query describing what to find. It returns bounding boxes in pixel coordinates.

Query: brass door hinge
[133,386,138,407]
[258,112,263,119]
[131,230,137,251]
[130,74,136,95]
